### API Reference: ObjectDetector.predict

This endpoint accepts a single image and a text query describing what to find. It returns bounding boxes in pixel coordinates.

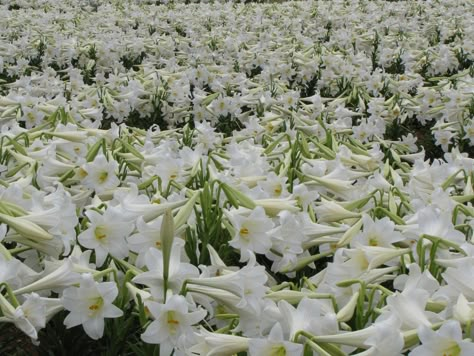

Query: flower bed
[0,0,473,354]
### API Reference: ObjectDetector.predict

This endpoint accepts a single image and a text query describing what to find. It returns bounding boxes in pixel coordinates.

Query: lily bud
[13,260,80,295]
[0,213,53,242]
[254,198,300,216]
[337,292,359,322]
[161,209,175,284]
[314,199,361,223]
[174,190,200,229]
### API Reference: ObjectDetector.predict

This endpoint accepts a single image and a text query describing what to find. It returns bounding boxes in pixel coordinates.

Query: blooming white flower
[408,207,465,245]
[132,241,199,301]
[439,262,474,302]
[434,129,455,152]
[352,215,405,248]
[383,288,440,331]
[393,263,440,297]
[453,294,474,325]
[0,253,21,289]
[127,216,164,267]
[78,207,134,266]
[410,320,474,356]
[187,253,268,313]
[463,122,474,146]
[0,292,53,341]
[0,0,473,351]
[80,154,120,194]
[141,294,206,355]
[313,199,361,223]
[13,259,80,295]
[189,327,249,356]
[248,323,303,356]
[278,297,338,340]
[266,211,306,273]
[362,314,404,356]
[314,312,404,351]
[227,206,275,262]
[62,274,123,340]
[257,172,289,199]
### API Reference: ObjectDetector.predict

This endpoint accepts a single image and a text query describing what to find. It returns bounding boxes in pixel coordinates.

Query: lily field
[0,0,474,355]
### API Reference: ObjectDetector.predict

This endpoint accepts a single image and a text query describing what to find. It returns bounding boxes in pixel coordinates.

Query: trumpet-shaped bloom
[187,253,268,312]
[393,263,440,296]
[141,294,206,355]
[278,297,338,340]
[62,274,123,340]
[440,262,474,301]
[363,314,404,356]
[113,184,186,222]
[248,323,303,356]
[410,320,474,356]
[257,172,289,199]
[78,207,133,266]
[127,216,163,267]
[189,327,249,356]
[227,206,274,262]
[416,207,465,244]
[13,259,80,295]
[80,154,120,194]
[0,293,52,341]
[352,215,405,248]
[313,199,361,223]
[0,253,21,289]
[132,241,199,301]
[313,312,404,351]
[383,288,440,331]
[266,211,306,273]
[453,294,474,325]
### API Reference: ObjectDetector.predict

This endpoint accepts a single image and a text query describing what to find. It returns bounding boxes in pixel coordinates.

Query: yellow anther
[98,172,108,183]
[239,227,249,236]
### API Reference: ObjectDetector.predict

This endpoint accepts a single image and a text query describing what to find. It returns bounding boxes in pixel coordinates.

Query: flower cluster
[0,0,473,355]
[0,0,473,154]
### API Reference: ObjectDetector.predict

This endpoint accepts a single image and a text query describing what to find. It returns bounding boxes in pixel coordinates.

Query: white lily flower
[62,273,123,340]
[14,259,80,295]
[226,206,274,262]
[453,294,474,325]
[188,327,249,356]
[249,323,303,356]
[187,254,268,311]
[0,292,55,341]
[410,320,474,356]
[0,213,53,241]
[78,207,134,266]
[80,154,120,194]
[314,199,361,223]
[132,240,199,302]
[141,294,206,355]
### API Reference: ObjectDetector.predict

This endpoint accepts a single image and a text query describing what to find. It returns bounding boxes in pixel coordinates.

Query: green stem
[93,268,118,283]
[9,245,32,256]
[281,250,333,273]
[305,340,333,356]
[0,283,20,308]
